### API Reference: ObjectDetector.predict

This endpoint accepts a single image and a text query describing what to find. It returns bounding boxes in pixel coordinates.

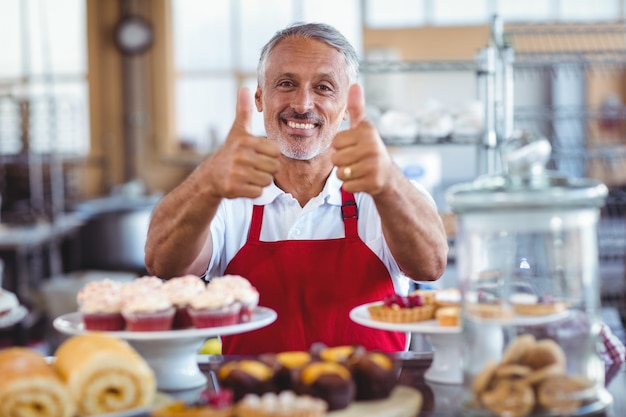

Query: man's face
[255,37,350,161]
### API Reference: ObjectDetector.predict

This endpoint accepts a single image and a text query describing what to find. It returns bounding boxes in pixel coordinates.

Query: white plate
[53,307,277,340]
[350,302,462,384]
[53,307,277,391]
[0,305,28,328]
[349,302,460,334]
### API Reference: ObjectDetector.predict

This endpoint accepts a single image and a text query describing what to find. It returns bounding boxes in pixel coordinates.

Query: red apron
[221,188,406,354]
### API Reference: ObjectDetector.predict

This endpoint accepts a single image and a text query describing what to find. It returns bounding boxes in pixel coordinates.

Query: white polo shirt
[207,167,436,296]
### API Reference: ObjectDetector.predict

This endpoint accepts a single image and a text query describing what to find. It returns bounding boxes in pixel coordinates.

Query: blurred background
[2,0,626,351]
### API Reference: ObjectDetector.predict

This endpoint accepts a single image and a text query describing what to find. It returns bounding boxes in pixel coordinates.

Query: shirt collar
[252,167,344,207]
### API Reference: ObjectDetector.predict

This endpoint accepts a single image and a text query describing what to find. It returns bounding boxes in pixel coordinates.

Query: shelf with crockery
[0,288,27,328]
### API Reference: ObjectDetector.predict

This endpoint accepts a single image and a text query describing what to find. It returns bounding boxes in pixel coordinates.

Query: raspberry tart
[368,292,436,323]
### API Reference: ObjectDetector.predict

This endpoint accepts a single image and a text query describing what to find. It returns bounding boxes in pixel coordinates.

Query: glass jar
[446,133,612,416]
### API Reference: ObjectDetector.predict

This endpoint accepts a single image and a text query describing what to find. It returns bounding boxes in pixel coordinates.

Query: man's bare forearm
[144,169,221,279]
[373,167,448,282]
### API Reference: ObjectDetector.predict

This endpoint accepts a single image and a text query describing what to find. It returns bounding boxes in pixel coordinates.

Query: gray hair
[257,22,359,86]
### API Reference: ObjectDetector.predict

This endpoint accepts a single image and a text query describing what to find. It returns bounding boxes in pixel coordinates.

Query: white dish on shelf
[0,305,28,328]
[350,302,462,385]
[53,307,277,391]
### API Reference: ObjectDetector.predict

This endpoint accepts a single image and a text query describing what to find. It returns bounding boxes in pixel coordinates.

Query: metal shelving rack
[495,17,626,322]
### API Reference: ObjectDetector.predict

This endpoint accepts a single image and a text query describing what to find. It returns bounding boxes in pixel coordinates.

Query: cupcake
[260,351,313,392]
[76,279,125,331]
[121,276,164,301]
[295,361,356,411]
[311,344,355,364]
[162,275,206,329]
[217,360,276,402]
[208,275,259,322]
[188,288,241,328]
[122,289,175,332]
[345,346,398,401]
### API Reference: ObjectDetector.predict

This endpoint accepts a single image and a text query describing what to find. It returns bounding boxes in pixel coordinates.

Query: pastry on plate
[53,333,156,416]
[217,360,275,402]
[162,274,206,329]
[436,306,460,327]
[345,346,398,401]
[0,347,75,417]
[207,275,259,323]
[188,287,242,328]
[434,288,461,308]
[76,279,125,331]
[122,289,175,331]
[509,293,568,316]
[368,292,435,323]
[236,390,327,417]
[294,361,356,411]
[260,351,313,392]
[151,389,234,417]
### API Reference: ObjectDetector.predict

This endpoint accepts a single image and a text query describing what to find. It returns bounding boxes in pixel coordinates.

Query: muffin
[76,279,125,331]
[294,361,356,411]
[368,292,436,323]
[260,351,313,392]
[217,360,276,402]
[236,391,327,417]
[162,275,206,329]
[122,289,175,331]
[311,344,355,364]
[188,288,241,328]
[208,275,259,322]
[345,346,398,401]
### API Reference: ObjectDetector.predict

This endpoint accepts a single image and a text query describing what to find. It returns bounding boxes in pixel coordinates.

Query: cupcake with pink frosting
[188,287,241,328]
[122,289,175,331]
[120,276,164,301]
[208,275,259,322]
[162,274,206,329]
[77,279,125,331]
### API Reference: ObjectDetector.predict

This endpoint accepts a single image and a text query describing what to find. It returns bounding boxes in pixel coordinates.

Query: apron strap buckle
[341,200,358,219]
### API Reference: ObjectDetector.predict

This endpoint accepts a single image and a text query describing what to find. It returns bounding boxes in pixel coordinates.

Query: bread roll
[54,333,156,416]
[0,347,75,417]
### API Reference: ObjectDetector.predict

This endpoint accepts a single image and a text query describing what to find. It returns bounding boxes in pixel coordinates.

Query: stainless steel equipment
[447,133,612,416]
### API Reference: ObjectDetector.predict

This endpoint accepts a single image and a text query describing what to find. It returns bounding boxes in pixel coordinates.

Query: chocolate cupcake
[346,346,398,400]
[295,361,355,411]
[217,360,275,402]
[309,343,356,364]
[261,351,313,392]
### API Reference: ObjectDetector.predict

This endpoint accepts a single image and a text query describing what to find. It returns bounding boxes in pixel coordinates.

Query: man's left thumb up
[347,83,367,129]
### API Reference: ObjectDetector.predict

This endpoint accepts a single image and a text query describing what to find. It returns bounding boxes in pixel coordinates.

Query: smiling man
[145,22,448,354]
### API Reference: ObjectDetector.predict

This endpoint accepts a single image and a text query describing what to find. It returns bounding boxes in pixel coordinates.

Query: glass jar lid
[445,132,608,212]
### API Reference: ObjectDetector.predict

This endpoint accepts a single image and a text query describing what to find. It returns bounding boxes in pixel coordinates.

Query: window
[364,0,624,26]
[170,0,361,152]
[0,0,88,156]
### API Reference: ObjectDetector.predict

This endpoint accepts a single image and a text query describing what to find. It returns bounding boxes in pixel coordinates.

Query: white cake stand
[53,307,277,391]
[349,303,462,385]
